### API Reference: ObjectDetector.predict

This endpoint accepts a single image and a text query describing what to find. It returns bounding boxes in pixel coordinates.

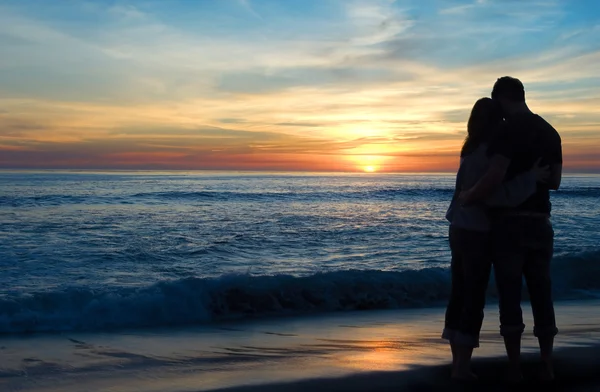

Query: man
[459,76,562,381]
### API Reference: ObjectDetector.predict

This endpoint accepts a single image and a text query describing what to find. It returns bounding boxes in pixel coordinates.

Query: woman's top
[446,143,537,232]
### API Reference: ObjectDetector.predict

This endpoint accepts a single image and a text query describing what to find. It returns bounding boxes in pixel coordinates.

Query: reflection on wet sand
[1,302,600,391]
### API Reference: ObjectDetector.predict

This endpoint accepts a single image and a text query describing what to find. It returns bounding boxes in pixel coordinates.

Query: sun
[349,154,385,173]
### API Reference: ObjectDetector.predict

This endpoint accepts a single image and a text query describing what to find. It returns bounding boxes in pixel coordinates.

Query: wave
[0,194,131,207]
[1,250,600,334]
[4,186,595,208]
[554,187,600,198]
[129,187,600,201]
[0,189,452,207]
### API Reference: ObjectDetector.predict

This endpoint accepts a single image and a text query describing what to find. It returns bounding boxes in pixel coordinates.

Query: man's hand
[458,188,474,206]
[532,158,550,183]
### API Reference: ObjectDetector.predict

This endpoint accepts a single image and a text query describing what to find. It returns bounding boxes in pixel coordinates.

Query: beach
[2,0,600,387]
[2,299,600,391]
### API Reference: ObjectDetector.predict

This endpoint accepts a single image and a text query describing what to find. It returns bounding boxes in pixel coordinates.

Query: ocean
[1,171,600,334]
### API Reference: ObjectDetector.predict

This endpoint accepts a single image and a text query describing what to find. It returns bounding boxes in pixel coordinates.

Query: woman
[442,97,548,379]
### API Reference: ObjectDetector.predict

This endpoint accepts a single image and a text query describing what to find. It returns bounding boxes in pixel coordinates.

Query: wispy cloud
[0,0,599,171]
[237,0,263,19]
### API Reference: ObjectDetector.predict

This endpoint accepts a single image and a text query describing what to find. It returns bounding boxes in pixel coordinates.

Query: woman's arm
[485,159,549,207]
[459,154,509,205]
[484,170,536,207]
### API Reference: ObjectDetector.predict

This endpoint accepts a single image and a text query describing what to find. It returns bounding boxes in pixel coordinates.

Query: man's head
[491,76,526,114]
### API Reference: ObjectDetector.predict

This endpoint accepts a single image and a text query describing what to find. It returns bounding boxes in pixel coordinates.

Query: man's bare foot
[539,361,555,382]
[506,365,523,383]
[451,369,478,381]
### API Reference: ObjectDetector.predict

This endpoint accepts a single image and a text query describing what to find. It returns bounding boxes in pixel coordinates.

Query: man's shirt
[487,113,562,214]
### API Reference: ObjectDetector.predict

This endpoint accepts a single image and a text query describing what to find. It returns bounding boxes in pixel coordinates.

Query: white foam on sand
[1,300,600,392]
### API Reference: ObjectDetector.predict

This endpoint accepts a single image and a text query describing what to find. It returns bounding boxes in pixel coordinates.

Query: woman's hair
[461,97,503,157]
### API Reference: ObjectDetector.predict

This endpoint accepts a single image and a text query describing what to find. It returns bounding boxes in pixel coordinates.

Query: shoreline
[1,300,600,391]
[0,297,597,338]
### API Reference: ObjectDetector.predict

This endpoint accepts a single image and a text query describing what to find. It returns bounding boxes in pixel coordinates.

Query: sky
[0,0,599,173]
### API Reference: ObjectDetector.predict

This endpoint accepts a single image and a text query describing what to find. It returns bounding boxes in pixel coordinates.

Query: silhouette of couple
[443,76,563,382]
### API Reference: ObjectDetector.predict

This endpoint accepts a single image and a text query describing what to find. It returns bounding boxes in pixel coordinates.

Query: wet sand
[213,345,600,391]
[1,300,599,391]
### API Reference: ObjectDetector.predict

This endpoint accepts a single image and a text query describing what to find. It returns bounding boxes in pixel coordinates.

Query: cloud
[276,122,321,127]
[0,0,598,171]
[108,4,147,21]
[0,115,47,137]
[237,0,262,19]
[216,66,408,94]
[439,4,477,15]
[218,118,247,124]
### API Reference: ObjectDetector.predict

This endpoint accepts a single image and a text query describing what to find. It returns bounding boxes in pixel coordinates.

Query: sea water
[1,171,599,333]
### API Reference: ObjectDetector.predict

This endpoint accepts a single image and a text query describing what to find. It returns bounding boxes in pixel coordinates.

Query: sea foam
[1,250,599,334]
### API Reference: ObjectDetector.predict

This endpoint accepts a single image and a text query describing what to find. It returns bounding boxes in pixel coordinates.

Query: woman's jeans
[443,226,492,348]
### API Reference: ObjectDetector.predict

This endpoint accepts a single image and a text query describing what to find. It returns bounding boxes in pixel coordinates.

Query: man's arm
[548,164,562,190]
[459,154,510,204]
[545,126,563,190]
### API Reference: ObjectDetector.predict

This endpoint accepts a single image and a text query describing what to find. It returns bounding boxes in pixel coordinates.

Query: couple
[443,76,563,382]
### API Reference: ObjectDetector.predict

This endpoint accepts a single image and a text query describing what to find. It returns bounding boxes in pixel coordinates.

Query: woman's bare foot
[451,344,476,381]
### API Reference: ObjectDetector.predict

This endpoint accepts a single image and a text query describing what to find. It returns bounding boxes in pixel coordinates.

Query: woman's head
[461,97,503,157]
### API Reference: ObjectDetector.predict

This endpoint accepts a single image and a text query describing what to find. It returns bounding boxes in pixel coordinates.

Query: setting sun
[352,154,385,173]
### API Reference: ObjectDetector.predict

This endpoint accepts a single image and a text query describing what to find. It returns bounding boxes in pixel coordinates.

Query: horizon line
[1,168,599,176]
